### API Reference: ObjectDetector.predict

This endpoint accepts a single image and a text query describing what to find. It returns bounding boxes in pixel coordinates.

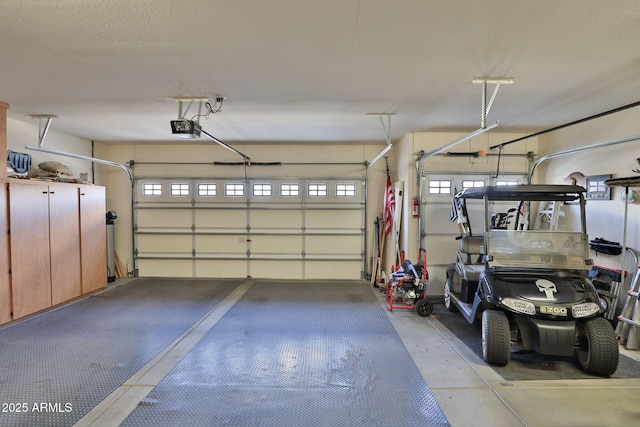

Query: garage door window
[142,183,163,197]
[280,183,300,197]
[336,183,356,197]
[462,180,484,189]
[308,183,328,197]
[252,183,272,197]
[197,183,217,197]
[429,180,452,195]
[225,183,245,197]
[170,183,190,196]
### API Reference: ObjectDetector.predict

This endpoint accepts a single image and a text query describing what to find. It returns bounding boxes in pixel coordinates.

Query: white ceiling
[2,0,640,145]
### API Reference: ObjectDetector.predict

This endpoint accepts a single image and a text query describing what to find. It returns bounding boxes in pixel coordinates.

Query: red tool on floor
[385,248,432,316]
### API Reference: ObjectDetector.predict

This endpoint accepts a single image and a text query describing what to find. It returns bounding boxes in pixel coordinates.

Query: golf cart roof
[456,184,586,201]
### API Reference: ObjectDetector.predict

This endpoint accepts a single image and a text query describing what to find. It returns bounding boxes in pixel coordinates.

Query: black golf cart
[445,184,619,376]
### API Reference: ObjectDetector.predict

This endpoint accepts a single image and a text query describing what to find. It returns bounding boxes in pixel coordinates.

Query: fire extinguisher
[412,197,420,218]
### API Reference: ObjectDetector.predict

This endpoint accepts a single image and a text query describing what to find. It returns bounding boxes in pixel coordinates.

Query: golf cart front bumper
[514,316,576,357]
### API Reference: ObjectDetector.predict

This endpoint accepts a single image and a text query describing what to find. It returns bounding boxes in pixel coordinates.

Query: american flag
[383,174,395,236]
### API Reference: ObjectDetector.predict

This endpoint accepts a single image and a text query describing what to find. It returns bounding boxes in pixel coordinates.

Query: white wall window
[462,180,484,189]
[336,183,356,197]
[142,183,162,196]
[280,183,300,197]
[225,183,245,197]
[428,180,452,194]
[252,183,272,197]
[495,180,518,186]
[170,183,190,196]
[197,183,217,196]
[308,183,328,197]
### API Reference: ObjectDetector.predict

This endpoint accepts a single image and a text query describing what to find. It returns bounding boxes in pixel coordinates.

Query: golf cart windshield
[454,184,593,271]
[487,230,591,270]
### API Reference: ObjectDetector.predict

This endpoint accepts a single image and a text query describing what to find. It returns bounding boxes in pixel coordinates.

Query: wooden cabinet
[7,181,106,321]
[8,182,54,318]
[0,181,10,324]
[0,102,9,322]
[0,101,7,180]
[79,184,106,294]
[1,101,106,324]
[49,184,82,305]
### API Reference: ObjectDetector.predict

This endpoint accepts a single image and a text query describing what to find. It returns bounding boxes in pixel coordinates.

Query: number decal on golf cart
[540,306,567,316]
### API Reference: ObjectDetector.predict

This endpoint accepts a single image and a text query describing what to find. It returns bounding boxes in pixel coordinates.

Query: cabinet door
[9,183,52,319]
[0,182,11,324]
[79,185,106,293]
[49,184,82,305]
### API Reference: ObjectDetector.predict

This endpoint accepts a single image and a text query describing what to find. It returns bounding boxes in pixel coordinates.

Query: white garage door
[420,173,527,295]
[133,176,365,279]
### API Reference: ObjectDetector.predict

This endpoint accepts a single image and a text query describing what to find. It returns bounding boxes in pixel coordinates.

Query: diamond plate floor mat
[121,280,449,427]
[0,278,242,427]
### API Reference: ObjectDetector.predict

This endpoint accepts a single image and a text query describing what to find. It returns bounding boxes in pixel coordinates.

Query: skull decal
[535,279,557,300]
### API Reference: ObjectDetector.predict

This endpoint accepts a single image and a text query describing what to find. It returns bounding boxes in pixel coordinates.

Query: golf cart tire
[482,310,510,366]
[443,277,457,312]
[574,317,619,377]
[415,298,433,317]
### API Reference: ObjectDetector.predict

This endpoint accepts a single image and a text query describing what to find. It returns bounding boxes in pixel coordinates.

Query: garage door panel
[137,209,192,229]
[195,209,246,229]
[251,235,302,254]
[195,260,246,278]
[424,234,460,266]
[195,235,247,255]
[305,261,361,280]
[250,261,302,279]
[137,259,193,277]
[138,234,193,254]
[306,235,361,255]
[305,210,361,229]
[250,210,302,229]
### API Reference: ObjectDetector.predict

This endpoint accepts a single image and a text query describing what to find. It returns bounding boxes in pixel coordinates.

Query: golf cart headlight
[571,302,601,318]
[501,298,536,315]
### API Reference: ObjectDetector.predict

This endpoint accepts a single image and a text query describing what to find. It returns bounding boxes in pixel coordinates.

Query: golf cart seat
[456,235,485,283]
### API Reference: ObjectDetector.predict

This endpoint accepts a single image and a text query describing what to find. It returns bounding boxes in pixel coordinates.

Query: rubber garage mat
[121,280,449,427]
[0,278,241,427]
[431,302,640,381]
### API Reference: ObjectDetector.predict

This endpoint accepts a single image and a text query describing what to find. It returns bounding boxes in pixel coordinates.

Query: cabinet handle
[81,193,85,196]
[49,191,55,194]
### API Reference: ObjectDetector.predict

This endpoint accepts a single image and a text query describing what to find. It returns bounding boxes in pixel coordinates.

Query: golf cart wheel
[415,299,433,317]
[481,310,510,366]
[574,317,619,376]
[443,277,457,312]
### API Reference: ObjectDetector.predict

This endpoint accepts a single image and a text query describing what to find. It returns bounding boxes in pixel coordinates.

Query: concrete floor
[383,295,640,427]
[1,278,639,427]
